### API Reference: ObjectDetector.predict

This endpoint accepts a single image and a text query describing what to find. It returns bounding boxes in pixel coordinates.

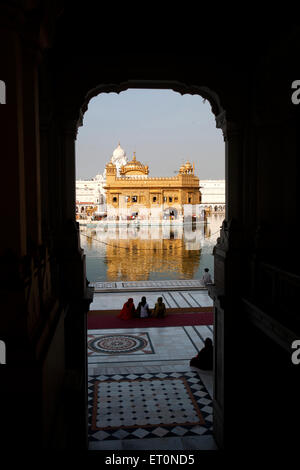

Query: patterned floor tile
[87,324,215,450]
[151,427,170,437]
[88,332,154,357]
[88,370,212,442]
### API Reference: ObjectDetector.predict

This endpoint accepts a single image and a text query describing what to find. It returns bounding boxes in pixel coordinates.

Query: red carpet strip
[88,310,213,330]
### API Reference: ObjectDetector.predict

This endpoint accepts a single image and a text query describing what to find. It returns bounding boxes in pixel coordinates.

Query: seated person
[117,298,135,320]
[152,297,167,318]
[202,268,213,286]
[190,338,213,370]
[136,296,151,318]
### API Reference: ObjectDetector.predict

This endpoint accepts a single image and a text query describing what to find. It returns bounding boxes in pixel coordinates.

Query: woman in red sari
[117,298,135,320]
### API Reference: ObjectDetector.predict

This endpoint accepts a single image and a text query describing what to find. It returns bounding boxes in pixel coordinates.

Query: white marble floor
[88,325,217,450]
[90,290,213,310]
[88,325,213,365]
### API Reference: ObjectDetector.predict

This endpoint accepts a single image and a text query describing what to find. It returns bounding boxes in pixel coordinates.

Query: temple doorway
[76,87,225,450]
[163,207,178,220]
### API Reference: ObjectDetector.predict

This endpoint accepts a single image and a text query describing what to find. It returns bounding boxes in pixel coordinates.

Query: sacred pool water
[80,214,224,283]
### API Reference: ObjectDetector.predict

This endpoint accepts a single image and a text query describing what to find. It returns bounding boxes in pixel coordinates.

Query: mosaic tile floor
[88,332,154,358]
[88,325,217,450]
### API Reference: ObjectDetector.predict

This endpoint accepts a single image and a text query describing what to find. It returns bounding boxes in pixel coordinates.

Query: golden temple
[104,151,201,220]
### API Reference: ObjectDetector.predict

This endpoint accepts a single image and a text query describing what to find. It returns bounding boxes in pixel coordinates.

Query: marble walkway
[90,279,206,292]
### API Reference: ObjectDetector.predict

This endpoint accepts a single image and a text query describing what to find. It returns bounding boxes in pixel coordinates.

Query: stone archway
[79,81,225,128]
[39,58,241,448]
[73,81,234,450]
[3,2,300,452]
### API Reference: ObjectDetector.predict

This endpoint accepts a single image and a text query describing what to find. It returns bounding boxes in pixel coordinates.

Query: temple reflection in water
[80,214,223,282]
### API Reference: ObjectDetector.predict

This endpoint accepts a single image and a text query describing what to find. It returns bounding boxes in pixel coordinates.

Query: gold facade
[104,153,201,219]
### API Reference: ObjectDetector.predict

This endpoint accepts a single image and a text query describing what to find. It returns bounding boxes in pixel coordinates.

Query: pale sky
[76,89,225,180]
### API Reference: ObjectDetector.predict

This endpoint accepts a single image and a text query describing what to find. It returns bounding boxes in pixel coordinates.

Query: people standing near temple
[152,297,167,318]
[117,298,135,320]
[202,268,213,286]
[136,296,151,318]
[190,338,213,370]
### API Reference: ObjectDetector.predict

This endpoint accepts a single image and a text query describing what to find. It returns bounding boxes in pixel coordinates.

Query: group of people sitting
[117,296,166,320]
[117,293,213,371]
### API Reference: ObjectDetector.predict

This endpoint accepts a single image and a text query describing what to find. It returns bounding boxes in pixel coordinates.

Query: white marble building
[76,143,127,217]
[199,180,225,212]
[76,176,106,216]
[110,142,128,176]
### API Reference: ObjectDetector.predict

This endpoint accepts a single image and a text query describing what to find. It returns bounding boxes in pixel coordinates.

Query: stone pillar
[210,112,244,450]
[61,119,77,221]
[216,112,243,222]
[57,118,86,298]
[0,14,66,451]
[22,44,42,249]
[56,117,92,448]
[0,20,37,342]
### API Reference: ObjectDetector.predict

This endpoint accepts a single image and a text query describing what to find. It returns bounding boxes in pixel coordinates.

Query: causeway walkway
[90,279,206,292]
[89,279,213,311]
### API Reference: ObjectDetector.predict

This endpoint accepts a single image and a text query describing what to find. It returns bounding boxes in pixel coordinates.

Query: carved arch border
[78,80,227,140]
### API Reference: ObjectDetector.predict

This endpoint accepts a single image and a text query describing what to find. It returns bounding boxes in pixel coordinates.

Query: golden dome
[127,152,141,166]
[179,161,193,174]
[120,152,149,176]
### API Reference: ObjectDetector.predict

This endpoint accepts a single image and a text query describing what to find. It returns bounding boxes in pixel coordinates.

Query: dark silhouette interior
[0,3,300,452]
